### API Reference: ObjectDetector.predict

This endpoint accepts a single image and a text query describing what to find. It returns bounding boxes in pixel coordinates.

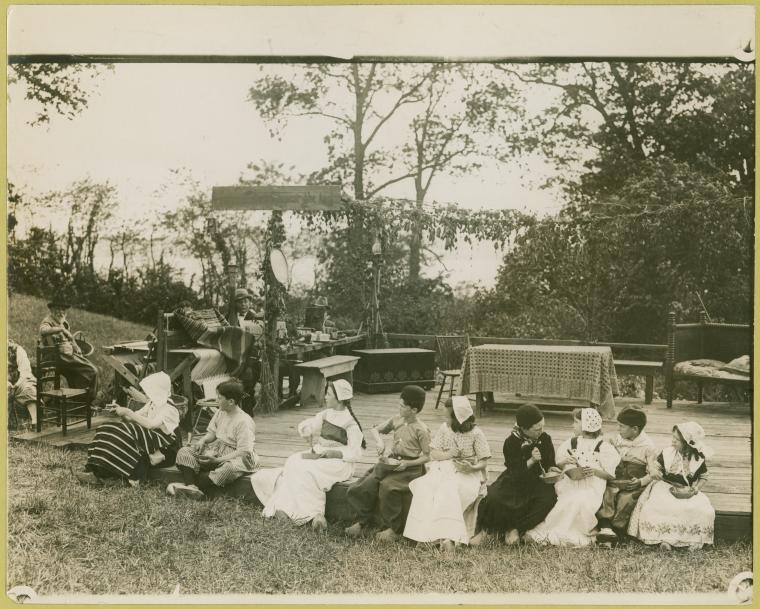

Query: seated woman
[471,403,559,546]
[403,396,491,556]
[628,422,715,550]
[168,379,258,500]
[75,372,180,487]
[251,379,365,530]
[525,408,620,546]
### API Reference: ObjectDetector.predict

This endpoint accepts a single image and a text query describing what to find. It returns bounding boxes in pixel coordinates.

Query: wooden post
[665,309,676,408]
[210,184,345,412]
[226,263,238,325]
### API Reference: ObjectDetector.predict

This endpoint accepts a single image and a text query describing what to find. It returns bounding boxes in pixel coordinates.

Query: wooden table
[285,334,366,359]
[460,344,619,418]
[295,355,361,408]
[352,348,436,393]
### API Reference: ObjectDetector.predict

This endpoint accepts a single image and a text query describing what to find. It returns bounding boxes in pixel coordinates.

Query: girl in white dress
[628,422,714,550]
[525,408,619,546]
[251,379,365,530]
[403,396,491,556]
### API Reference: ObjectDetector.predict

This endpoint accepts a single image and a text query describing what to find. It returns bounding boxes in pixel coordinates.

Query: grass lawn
[8,292,152,391]
[7,441,752,598]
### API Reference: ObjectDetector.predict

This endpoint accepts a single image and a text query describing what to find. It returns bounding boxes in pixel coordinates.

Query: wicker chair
[434,335,471,409]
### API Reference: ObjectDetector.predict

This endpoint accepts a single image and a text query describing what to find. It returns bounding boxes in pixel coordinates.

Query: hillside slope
[8,293,152,388]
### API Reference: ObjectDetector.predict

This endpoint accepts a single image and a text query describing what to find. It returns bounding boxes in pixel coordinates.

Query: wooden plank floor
[13,390,752,518]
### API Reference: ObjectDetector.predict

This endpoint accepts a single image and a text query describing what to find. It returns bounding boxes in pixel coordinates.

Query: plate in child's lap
[540,471,563,484]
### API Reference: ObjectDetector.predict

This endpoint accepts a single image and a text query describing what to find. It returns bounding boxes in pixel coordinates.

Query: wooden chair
[664,311,751,408]
[35,343,90,435]
[7,392,21,430]
[434,335,470,408]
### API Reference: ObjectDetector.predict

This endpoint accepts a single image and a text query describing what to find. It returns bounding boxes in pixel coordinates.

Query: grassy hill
[8,293,152,389]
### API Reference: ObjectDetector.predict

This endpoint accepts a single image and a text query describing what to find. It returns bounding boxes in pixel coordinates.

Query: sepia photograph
[5,4,754,604]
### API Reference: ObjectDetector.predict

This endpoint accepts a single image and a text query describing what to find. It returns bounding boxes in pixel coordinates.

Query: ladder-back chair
[35,343,90,435]
[434,335,471,408]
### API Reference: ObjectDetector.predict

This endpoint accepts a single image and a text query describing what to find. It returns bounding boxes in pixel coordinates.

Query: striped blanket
[173,308,257,367]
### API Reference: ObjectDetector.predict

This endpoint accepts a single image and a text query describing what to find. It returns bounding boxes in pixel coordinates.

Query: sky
[7,62,565,289]
[7,5,755,291]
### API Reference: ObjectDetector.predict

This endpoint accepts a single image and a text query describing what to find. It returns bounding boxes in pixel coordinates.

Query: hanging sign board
[211,185,343,211]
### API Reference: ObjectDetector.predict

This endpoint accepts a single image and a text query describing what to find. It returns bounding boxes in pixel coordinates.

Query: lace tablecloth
[459,344,619,419]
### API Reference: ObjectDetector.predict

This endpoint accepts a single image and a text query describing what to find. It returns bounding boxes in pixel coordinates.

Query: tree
[8,62,112,125]
[402,64,522,281]
[485,158,752,343]
[249,63,435,200]
[36,179,118,281]
[492,62,752,196]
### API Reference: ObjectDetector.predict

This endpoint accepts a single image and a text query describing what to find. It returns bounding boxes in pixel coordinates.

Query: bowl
[669,486,694,499]
[540,471,563,484]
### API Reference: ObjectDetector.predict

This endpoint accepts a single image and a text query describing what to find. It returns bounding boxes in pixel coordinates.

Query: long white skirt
[628,481,715,547]
[524,476,605,547]
[251,452,354,526]
[403,460,484,545]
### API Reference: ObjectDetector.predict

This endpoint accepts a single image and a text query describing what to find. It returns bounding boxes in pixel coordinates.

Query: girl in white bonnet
[403,396,491,556]
[628,421,715,550]
[251,379,365,530]
[525,407,620,546]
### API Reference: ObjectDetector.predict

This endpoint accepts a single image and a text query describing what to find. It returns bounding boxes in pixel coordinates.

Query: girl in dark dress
[471,403,560,545]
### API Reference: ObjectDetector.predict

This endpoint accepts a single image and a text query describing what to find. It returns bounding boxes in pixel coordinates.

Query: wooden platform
[12,391,752,541]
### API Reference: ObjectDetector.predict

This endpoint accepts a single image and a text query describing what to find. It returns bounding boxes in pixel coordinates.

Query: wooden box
[352,348,436,393]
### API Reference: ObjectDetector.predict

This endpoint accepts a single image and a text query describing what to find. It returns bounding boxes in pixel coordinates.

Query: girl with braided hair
[251,379,365,530]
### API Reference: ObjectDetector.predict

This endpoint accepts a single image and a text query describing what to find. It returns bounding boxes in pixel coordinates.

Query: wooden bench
[147,465,362,522]
[665,311,751,408]
[146,464,749,542]
[294,355,360,408]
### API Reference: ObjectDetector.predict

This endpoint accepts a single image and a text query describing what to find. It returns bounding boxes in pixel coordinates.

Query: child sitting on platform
[168,380,258,500]
[403,396,491,556]
[344,385,431,542]
[596,407,659,543]
[628,422,715,550]
[525,408,620,546]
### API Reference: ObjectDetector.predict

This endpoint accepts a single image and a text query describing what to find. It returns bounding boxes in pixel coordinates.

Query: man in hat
[596,406,659,543]
[344,385,431,542]
[39,296,100,403]
[231,288,261,329]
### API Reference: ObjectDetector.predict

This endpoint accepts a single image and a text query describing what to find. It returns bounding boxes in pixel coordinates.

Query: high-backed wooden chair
[665,311,751,408]
[434,335,471,409]
[35,343,90,435]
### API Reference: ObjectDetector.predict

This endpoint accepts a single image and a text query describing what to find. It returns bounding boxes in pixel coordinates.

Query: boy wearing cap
[345,385,431,542]
[232,288,261,328]
[596,407,659,543]
[39,296,99,404]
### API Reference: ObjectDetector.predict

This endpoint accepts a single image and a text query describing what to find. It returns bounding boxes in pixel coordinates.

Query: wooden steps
[12,391,752,542]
